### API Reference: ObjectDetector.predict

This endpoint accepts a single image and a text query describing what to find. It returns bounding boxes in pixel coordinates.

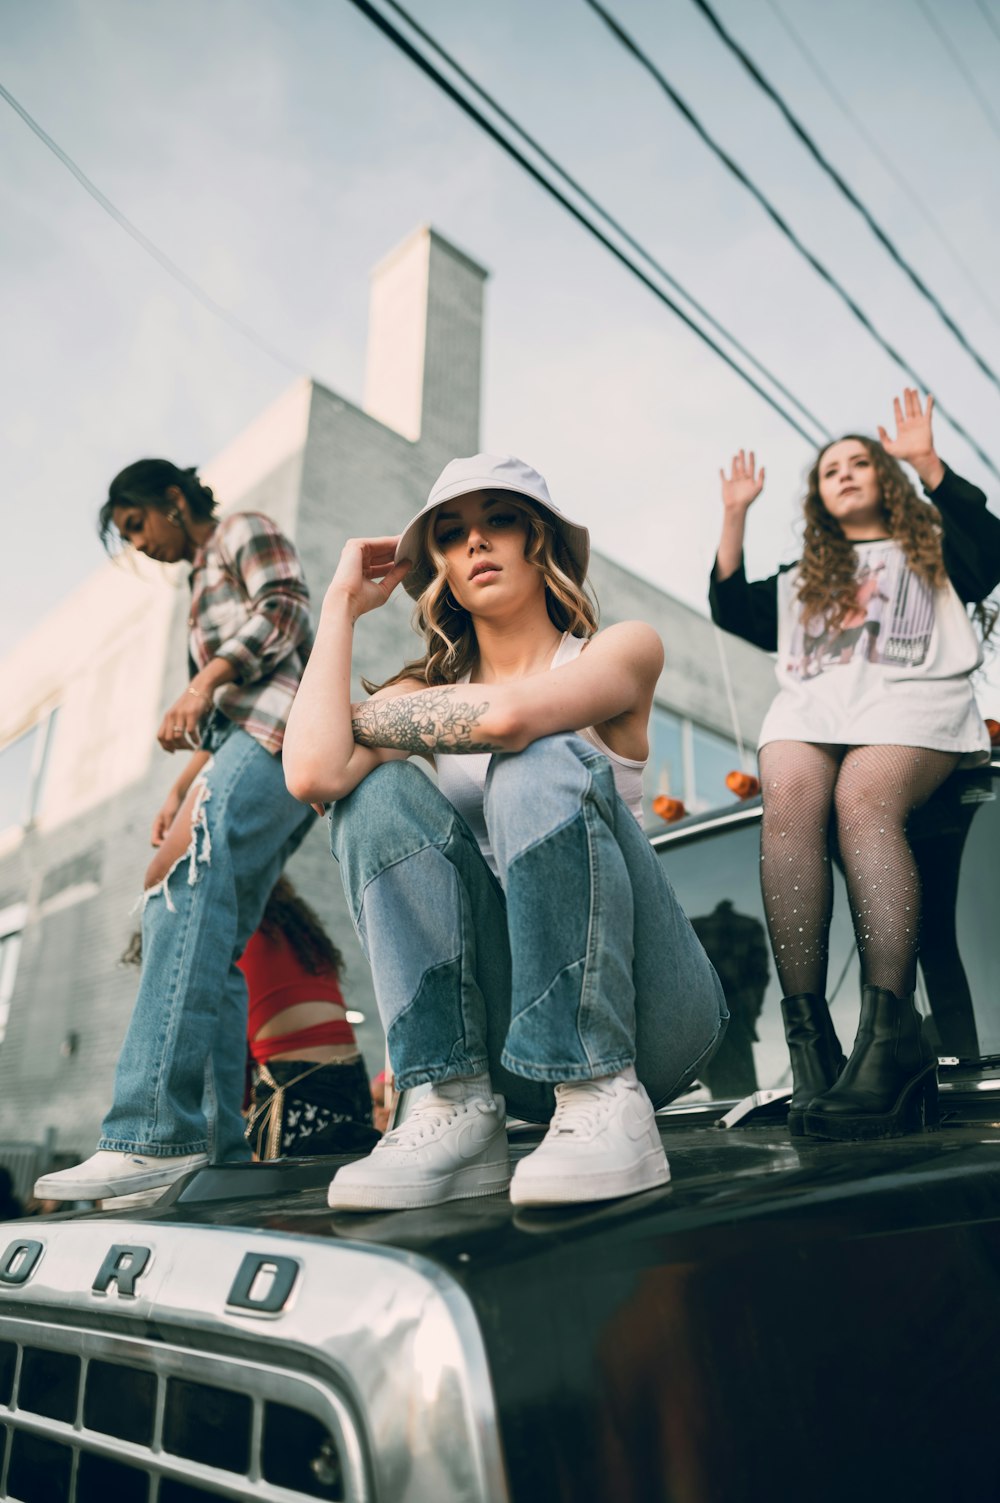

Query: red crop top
[237,928,356,1063]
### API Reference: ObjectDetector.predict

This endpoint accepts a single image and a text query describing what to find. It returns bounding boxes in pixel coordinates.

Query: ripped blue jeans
[99,727,314,1160]
[330,735,727,1124]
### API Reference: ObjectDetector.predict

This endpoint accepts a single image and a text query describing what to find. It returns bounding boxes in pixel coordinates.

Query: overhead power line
[683,0,1000,393]
[382,0,827,442]
[916,0,1000,145]
[584,0,1000,483]
[763,0,1000,332]
[347,0,827,448]
[975,0,1000,50]
[0,80,305,376]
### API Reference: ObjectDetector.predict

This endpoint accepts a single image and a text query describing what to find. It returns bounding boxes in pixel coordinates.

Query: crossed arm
[351,687,506,755]
[283,588,662,805]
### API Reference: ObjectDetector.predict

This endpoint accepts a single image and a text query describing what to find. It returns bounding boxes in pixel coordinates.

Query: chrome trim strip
[649,760,1000,851]
[650,802,762,850]
[655,1101,726,1122]
[717,1088,793,1130]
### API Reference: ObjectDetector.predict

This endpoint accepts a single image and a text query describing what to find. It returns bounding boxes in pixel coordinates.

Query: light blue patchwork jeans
[330,735,727,1123]
[99,727,314,1160]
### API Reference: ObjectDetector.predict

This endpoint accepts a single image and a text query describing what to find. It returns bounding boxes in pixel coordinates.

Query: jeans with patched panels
[330,734,727,1123]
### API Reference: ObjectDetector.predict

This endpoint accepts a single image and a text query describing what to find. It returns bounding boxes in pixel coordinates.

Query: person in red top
[240,878,379,1159]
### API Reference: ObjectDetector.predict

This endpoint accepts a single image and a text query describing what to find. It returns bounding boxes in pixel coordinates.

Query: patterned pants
[247,1056,380,1159]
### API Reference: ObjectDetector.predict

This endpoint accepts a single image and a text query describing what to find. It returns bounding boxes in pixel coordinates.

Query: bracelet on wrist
[186,686,212,704]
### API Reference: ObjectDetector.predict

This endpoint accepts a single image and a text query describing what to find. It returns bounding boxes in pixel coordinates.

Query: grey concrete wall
[419,230,487,458]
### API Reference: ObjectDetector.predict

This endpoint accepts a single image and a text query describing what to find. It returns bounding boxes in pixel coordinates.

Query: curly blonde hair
[796,435,948,631]
[365,499,599,692]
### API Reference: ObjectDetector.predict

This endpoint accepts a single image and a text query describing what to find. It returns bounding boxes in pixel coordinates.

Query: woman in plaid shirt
[37,460,316,1202]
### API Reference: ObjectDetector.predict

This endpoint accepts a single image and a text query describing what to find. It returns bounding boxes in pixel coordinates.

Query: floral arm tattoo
[351,688,505,753]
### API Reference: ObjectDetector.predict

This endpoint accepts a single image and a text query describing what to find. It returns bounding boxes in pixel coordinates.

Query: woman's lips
[469,564,501,580]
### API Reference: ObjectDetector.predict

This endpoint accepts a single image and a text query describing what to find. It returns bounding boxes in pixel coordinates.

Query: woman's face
[111,500,188,562]
[431,491,542,612]
[815,440,885,533]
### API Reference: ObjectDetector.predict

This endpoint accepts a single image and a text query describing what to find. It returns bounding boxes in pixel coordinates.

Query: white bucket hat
[395,453,591,600]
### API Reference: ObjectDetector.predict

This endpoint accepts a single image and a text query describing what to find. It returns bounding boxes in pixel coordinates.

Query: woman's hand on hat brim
[324,536,412,620]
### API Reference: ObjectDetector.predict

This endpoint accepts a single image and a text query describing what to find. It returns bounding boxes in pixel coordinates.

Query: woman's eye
[490,512,518,527]
[437,527,462,546]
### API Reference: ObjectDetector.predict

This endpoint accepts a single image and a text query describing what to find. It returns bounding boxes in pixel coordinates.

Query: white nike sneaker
[328,1078,510,1211]
[34,1150,209,1201]
[509,1066,670,1207]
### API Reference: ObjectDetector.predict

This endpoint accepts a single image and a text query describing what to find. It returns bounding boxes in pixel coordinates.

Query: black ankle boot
[803,987,938,1141]
[780,994,847,1138]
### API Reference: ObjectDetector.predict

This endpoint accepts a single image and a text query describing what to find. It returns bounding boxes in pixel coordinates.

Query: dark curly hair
[797,435,998,644]
[99,458,217,553]
[257,877,344,977]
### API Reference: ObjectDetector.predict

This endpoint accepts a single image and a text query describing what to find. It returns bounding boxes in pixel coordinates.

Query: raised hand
[720,450,765,512]
[876,389,942,487]
[326,536,411,619]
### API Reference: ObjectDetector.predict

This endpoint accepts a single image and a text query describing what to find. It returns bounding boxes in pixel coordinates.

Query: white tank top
[435,632,647,878]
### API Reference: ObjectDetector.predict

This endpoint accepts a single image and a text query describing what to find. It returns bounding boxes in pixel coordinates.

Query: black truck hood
[74,1118,1000,1260]
[17,1122,1000,1503]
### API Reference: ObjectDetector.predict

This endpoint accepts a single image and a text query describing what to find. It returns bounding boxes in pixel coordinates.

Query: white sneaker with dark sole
[34,1150,209,1201]
[328,1081,510,1211]
[509,1067,670,1207]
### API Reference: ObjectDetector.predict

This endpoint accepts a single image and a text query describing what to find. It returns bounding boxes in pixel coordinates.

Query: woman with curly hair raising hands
[711,390,1000,1140]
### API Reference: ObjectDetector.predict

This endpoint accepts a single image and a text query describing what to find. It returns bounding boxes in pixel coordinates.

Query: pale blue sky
[4,0,1000,703]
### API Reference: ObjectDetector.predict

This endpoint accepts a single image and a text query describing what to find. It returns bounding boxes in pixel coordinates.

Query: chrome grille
[0,1319,366,1502]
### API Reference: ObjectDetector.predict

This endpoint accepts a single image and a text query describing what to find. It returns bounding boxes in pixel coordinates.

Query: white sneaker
[327,1079,510,1211]
[509,1067,670,1207]
[34,1150,209,1201]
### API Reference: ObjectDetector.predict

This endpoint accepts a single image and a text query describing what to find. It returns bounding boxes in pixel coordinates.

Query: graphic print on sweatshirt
[787,541,934,681]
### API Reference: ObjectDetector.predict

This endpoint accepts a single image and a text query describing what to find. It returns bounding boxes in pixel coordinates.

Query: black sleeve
[709,558,780,652]
[927,464,1000,603]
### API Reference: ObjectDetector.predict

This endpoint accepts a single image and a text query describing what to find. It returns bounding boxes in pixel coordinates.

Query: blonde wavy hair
[365,498,599,693]
[797,435,949,625]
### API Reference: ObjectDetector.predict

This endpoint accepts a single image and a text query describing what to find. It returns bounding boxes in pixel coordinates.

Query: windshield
[654,765,1000,1101]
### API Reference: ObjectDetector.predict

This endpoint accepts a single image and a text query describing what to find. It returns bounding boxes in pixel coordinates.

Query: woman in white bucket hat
[284,453,727,1209]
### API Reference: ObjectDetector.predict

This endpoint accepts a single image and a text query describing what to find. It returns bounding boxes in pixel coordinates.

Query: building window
[645,703,753,824]
[0,709,58,836]
[690,722,748,813]
[644,706,686,824]
[0,904,26,1048]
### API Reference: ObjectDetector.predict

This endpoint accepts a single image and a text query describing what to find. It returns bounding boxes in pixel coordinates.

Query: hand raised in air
[720,450,765,513]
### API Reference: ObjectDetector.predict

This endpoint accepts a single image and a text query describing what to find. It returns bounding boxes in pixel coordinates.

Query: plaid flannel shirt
[188,511,312,757]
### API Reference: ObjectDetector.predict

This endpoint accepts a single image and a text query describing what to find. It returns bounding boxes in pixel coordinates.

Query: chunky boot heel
[921,1072,940,1129]
[904,1068,939,1132]
[804,987,938,1142]
[781,994,847,1137]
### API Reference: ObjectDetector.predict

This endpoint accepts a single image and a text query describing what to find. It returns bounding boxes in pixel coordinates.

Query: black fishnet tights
[758,741,960,999]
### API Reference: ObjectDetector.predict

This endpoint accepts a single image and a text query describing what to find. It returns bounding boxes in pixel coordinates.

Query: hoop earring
[167,508,183,528]
[445,590,464,612]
